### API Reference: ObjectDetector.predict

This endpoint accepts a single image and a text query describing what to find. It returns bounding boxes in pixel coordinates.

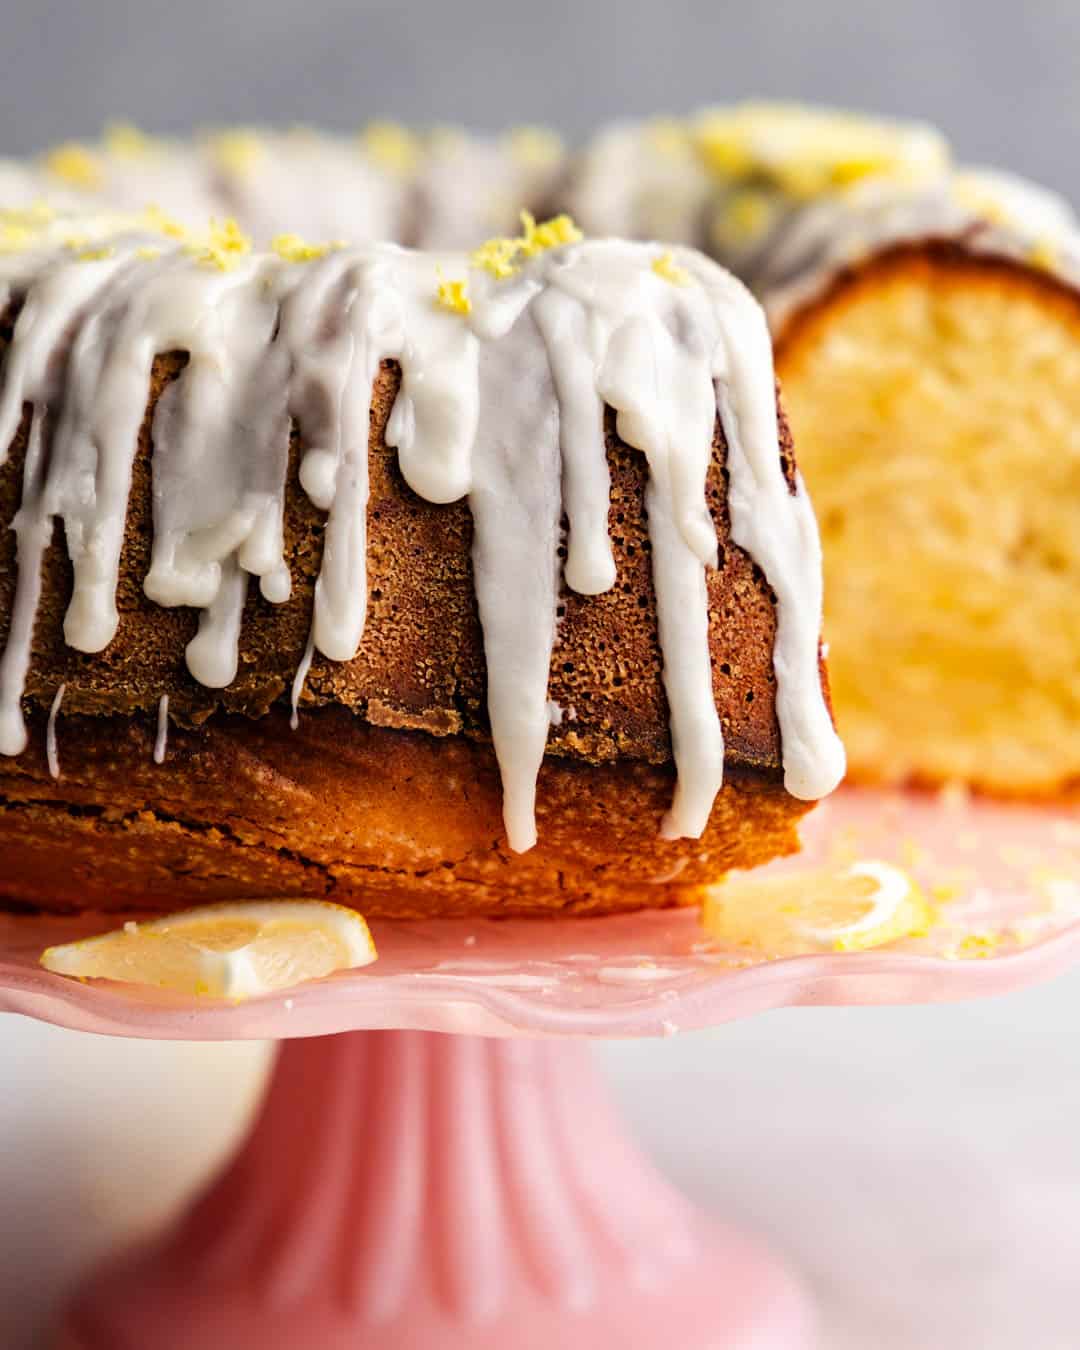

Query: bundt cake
[0,207,844,916]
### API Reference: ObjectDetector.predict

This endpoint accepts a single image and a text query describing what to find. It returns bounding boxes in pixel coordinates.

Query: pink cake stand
[2,786,1079,1350]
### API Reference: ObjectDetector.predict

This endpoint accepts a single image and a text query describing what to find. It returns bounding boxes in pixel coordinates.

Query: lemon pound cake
[774,217,1080,795]
[0,209,844,916]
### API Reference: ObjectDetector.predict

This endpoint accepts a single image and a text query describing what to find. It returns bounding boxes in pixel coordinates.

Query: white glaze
[0,215,843,850]
[46,681,64,779]
[153,693,169,765]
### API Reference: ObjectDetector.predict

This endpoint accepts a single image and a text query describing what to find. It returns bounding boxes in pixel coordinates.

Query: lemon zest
[519,209,583,257]
[143,204,188,240]
[652,250,691,286]
[470,236,521,279]
[435,271,472,316]
[957,932,1002,959]
[472,212,584,280]
[44,142,103,190]
[185,218,252,272]
[0,222,33,253]
[272,232,330,263]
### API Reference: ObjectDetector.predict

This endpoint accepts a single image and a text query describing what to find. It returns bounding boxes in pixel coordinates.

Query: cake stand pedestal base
[55,1030,814,1350]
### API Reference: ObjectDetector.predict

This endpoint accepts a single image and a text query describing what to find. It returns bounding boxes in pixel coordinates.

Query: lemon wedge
[41,900,377,999]
[701,860,932,955]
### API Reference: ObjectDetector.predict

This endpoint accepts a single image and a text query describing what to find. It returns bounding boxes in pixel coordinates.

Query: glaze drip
[0,214,844,849]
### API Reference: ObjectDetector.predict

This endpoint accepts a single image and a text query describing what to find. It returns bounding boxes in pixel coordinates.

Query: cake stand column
[56,1030,815,1350]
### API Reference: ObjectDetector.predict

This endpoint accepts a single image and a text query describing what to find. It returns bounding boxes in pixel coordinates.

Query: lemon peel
[435,271,472,315]
[41,899,378,999]
[44,142,103,190]
[518,209,583,257]
[470,236,521,279]
[272,232,331,263]
[143,204,188,240]
[0,222,34,253]
[471,211,584,280]
[185,218,252,272]
[652,250,691,286]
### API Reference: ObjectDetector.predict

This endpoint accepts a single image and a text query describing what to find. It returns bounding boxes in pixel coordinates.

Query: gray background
[4,4,1080,1347]
[3,0,1079,199]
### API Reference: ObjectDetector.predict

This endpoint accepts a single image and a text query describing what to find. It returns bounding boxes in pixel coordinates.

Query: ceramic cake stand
[2,787,1079,1350]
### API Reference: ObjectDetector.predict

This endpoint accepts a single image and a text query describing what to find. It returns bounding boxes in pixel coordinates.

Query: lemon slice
[40,900,377,999]
[701,860,932,955]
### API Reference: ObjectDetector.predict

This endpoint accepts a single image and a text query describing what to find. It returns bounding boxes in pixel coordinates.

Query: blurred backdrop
[3,3,1080,1348]
[2,0,1079,200]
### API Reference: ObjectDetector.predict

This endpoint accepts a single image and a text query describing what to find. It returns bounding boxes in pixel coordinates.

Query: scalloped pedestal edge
[54,1031,815,1350]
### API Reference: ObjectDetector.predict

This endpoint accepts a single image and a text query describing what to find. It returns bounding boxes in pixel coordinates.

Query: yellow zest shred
[956,932,1002,959]
[518,209,583,257]
[272,232,330,263]
[470,236,521,280]
[652,250,691,286]
[0,202,56,253]
[136,245,162,260]
[0,223,33,253]
[143,204,187,240]
[435,271,472,316]
[360,121,421,174]
[506,125,563,166]
[75,245,115,262]
[44,142,103,190]
[185,218,252,271]
[472,211,584,280]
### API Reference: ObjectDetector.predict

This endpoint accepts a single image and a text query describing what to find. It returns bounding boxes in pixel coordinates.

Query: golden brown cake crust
[0,706,810,917]
[773,236,1080,360]
[0,305,823,915]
